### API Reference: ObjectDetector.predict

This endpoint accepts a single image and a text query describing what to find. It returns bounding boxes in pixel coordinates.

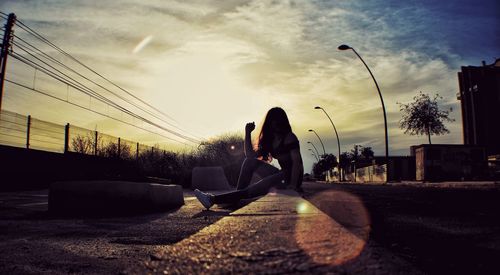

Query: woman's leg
[208,157,261,205]
[212,172,284,204]
[246,172,285,197]
[235,158,263,190]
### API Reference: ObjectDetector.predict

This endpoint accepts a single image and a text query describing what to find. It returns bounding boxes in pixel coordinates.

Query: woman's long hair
[256,107,292,161]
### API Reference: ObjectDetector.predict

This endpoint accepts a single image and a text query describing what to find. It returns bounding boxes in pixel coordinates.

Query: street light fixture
[307,141,320,157]
[308,129,326,156]
[314,106,341,163]
[309,149,319,161]
[314,106,342,181]
[311,153,319,161]
[338,44,389,166]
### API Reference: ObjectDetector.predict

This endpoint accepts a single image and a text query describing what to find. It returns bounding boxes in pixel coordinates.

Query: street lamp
[314,106,342,181]
[314,106,341,164]
[309,149,319,161]
[308,129,326,156]
[307,141,320,158]
[338,44,389,166]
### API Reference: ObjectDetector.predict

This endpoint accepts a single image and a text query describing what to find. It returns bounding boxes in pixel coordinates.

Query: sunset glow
[1,0,497,171]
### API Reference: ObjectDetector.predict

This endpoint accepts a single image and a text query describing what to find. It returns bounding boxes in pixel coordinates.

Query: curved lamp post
[307,141,320,158]
[338,44,389,166]
[314,106,342,181]
[314,106,341,163]
[311,153,319,161]
[309,149,319,161]
[308,129,326,156]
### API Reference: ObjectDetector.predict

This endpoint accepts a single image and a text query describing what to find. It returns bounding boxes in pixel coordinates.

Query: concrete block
[146,176,172,185]
[48,181,184,216]
[191,166,232,191]
[149,183,184,206]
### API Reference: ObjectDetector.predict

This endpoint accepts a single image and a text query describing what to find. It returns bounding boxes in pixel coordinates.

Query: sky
[0,0,499,172]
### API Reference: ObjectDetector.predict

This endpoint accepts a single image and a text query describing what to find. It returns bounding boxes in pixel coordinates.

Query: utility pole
[0,13,16,112]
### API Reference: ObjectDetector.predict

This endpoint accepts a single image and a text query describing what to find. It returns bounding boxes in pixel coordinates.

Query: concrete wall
[415,144,487,181]
[0,145,144,191]
[387,156,416,181]
[355,164,387,183]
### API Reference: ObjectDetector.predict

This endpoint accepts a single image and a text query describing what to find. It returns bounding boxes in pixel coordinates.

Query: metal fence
[0,110,27,148]
[0,109,169,158]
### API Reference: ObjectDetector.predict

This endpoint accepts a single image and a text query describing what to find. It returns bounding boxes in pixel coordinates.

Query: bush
[70,132,246,187]
[137,133,245,187]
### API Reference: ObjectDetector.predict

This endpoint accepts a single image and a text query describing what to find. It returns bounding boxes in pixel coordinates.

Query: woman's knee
[242,157,261,170]
[243,157,259,165]
[247,172,285,197]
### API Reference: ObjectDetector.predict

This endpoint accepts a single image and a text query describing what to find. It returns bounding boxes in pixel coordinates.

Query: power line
[8,52,201,144]
[11,44,158,125]
[13,18,180,125]
[10,49,122,111]
[2,12,206,145]
[4,78,195,148]
[11,34,202,141]
[10,52,133,118]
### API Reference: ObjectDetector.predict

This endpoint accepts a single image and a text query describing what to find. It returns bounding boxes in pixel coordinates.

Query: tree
[398,92,454,144]
[312,154,338,179]
[71,134,92,154]
[338,145,375,181]
[360,146,374,161]
[339,151,353,181]
[339,152,353,171]
[351,144,361,162]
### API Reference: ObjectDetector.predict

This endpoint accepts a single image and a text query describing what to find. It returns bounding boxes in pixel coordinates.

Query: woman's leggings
[212,158,285,204]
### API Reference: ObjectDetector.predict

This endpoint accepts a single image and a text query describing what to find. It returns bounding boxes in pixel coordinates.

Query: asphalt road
[0,190,231,274]
[1,182,499,274]
[302,182,500,274]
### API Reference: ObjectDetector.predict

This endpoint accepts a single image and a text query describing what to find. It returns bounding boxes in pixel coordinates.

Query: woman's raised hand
[245,122,255,133]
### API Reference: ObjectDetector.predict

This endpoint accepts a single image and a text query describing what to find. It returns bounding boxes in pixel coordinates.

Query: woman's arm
[244,122,257,158]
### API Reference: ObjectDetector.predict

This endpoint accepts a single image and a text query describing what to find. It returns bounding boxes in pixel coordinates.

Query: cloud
[2,0,494,171]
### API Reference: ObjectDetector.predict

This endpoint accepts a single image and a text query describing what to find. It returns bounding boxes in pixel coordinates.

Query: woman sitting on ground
[195,107,304,210]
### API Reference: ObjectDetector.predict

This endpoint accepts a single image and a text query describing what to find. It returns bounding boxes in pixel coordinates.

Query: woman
[194,107,304,210]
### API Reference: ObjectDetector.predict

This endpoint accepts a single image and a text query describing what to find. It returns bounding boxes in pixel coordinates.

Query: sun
[142,35,265,138]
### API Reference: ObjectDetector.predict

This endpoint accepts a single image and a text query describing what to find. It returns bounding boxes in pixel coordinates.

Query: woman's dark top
[270,132,302,186]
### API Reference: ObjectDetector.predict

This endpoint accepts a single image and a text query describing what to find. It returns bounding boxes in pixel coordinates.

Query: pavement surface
[0,189,226,274]
[303,181,500,274]
[128,189,416,274]
[0,181,499,274]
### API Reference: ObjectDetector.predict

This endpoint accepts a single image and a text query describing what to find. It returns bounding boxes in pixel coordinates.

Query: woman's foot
[194,189,214,210]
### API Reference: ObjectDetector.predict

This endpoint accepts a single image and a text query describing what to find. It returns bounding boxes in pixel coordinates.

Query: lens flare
[296,202,309,214]
[294,190,371,266]
[132,35,153,54]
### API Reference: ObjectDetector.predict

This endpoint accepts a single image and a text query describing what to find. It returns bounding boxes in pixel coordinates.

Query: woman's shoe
[194,189,214,210]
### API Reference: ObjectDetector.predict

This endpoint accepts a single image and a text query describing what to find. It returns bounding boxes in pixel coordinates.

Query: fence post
[136,142,139,160]
[26,115,31,149]
[64,123,69,153]
[94,131,98,156]
[118,137,121,159]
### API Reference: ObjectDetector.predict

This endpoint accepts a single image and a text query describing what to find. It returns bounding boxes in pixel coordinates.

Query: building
[457,59,500,156]
[414,144,487,181]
